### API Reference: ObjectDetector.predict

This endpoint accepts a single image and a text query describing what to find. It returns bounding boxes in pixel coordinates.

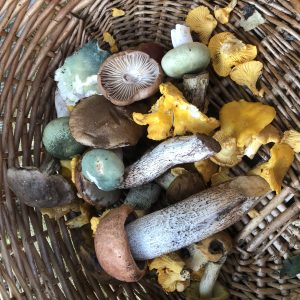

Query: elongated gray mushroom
[7,167,75,208]
[183,72,209,113]
[125,175,269,260]
[95,176,269,282]
[120,134,220,189]
[124,183,161,211]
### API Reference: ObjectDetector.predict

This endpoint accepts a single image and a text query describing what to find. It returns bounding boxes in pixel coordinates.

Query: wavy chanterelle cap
[98,50,163,106]
[250,143,294,194]
[211,100,276,167]
[281,129,300,153]
[208,32,257,76]
[186,6,217,44]
[230,60,264,96]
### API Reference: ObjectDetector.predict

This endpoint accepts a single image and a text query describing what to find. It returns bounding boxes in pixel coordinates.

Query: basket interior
[0,0,300,299]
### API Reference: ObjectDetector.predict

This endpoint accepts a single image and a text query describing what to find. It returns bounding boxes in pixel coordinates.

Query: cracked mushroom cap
[230,60,264,97]
[208,32,257,77]
[94,205,146,282]
[98,50,163,106]
[186,6,217,44]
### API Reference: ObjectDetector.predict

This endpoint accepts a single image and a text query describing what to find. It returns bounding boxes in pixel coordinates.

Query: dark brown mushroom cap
[69,95,146,149]
[166,171,206,205]
[97,50,163,106]
[137,42,165,63]
[7,167,75,208]
[74,158,121,209]
[94,205,146,282]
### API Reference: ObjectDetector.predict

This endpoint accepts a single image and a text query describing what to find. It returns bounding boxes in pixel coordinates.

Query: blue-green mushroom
[81,149,124,191]
[42,117,85,159]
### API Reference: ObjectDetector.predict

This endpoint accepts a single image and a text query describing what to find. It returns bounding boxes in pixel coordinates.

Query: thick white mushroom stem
[199,257,226,298]
[125,176,270,260]
[120,134,220,189]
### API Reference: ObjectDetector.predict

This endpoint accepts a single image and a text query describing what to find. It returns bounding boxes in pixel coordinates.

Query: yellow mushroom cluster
[133,82,219,141]
[184,4,265,97]
[148,253,190,292]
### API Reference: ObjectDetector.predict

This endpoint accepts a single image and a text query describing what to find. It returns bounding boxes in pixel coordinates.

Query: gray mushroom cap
[7,167,75,208]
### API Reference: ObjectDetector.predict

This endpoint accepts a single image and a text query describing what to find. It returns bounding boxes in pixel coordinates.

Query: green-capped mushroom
[81,149,124,191]
[42,117,85,159]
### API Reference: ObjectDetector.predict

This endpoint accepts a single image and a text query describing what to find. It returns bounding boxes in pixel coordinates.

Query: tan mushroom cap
[94,205,146,282]
[98,50,163,106]
[196,231,233,263]
[69,95,145,149]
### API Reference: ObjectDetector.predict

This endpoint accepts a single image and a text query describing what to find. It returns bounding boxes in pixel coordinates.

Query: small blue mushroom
[81,149,124,191]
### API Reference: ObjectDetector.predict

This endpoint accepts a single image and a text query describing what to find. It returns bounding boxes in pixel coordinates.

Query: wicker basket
[1,0,300,299]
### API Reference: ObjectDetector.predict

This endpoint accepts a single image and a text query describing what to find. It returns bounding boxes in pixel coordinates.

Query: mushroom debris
[98,50,163,106]
[133,82,219,140]
[211,100,276,167]
[103,32,118,53]
[54,40,110,105]
[148,253,190,292]
[208,32,257,77]
[214,0,238,24]
[186,6,217,45]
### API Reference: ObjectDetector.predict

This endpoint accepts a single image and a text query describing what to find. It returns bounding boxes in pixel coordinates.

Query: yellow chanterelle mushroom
[250,143,294,194]
[186,6,217,44]
[281,129,300,153]
[133,82,219,141]
[211,100,276,167]
[230,60,264,97]
[148,253,190,292]
[208,32,257,77]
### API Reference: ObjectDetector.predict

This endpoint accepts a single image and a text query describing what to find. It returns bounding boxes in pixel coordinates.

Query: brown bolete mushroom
[69,95,145,149]
[94,205,146,282]
[120,134,221,189]
[97,50,163,106]
[74,159,121,209]
[125,176,269,260]
[95,176,269,282]
[7,167,75,208]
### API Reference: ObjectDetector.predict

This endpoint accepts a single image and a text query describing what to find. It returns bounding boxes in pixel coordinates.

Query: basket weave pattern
[0,0,300,299]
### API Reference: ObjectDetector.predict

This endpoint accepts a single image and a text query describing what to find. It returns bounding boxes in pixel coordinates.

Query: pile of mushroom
[6,3,300,300]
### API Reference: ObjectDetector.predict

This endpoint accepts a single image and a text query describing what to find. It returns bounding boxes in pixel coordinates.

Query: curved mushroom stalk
[125,176,269,260]
[120,134,220,189]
